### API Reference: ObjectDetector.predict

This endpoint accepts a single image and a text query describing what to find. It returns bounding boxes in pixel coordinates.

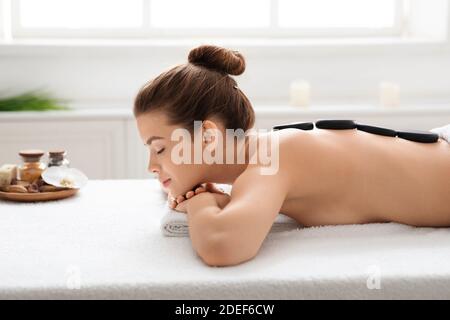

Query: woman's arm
[184,191,226,265]
[185,167,289,267]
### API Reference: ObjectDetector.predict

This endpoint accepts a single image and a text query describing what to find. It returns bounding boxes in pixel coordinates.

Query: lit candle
[290,80,311,107]
[379,81,400,107]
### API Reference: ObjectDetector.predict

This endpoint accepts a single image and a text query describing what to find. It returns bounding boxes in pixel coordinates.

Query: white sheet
[1,180,449,299]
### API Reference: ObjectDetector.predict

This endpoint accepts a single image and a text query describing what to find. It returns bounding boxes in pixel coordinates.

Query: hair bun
[188,45,245,76]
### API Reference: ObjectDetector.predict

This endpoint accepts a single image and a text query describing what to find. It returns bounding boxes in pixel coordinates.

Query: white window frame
[9,0,407,39]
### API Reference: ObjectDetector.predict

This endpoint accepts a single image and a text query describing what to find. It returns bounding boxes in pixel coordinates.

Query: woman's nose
[148,159,160,175]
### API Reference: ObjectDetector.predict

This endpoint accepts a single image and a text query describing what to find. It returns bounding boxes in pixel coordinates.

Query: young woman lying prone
[134,45,450,267]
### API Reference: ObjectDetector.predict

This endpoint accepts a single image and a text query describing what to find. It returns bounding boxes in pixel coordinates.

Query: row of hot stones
[273,119,439,143]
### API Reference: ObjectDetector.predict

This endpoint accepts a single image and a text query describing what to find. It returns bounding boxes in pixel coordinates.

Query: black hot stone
[315,119,357,130]
[396,130,439,143]
[273,122,314,131]
[356,123,397,137]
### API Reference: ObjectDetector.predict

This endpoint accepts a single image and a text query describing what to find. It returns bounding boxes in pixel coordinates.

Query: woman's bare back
[277,127,450,227]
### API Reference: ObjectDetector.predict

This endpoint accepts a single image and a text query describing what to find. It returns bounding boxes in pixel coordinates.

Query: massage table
[1,179,449,299]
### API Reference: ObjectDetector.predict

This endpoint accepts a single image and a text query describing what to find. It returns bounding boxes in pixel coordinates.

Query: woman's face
[136,111,206,197]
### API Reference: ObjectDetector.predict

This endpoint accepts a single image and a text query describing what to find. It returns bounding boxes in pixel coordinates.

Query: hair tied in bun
[187,45,246,76]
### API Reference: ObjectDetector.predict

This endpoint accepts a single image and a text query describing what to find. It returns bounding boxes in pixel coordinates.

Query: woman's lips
[162,178,171,187]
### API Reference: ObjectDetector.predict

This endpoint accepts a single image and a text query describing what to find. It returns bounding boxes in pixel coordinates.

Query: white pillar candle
[379,81,400,107]
[290,80,311,107]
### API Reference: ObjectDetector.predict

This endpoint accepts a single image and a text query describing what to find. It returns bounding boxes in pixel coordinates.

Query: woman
[134,45,450,267]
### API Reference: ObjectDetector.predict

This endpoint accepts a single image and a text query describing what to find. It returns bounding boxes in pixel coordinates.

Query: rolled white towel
[161,208,300,237]
[160,184,300,237]
[430,124,450,143]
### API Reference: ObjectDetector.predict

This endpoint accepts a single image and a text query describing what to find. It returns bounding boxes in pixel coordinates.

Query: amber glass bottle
[18,149,46,183]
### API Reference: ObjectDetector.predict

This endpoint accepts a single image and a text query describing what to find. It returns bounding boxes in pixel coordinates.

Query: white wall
[0,1,449,109]
[0,39,450,109]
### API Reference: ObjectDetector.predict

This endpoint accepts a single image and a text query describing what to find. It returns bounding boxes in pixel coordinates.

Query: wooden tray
[0,188,79,202]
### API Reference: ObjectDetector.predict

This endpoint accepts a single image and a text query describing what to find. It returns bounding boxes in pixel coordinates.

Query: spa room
[0,0,449,304]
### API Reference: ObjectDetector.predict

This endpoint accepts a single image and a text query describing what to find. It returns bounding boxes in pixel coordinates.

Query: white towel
[161,208,300,237]
[430,124,450,143]
[160,184,300,237]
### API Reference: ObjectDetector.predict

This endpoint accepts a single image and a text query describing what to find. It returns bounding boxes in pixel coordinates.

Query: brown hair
[133,45,255,132]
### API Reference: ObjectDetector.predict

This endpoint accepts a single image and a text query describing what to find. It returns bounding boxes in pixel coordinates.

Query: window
[278,0,397,29]
[150,0,271,29]
[19,0,143,28]
[1,0,411,39]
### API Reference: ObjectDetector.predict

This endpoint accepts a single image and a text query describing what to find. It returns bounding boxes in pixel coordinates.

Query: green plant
[0,91,69,112]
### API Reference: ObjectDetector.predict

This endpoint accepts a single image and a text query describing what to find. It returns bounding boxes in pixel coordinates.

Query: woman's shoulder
[241,128,312,181]
[270,128,319,157]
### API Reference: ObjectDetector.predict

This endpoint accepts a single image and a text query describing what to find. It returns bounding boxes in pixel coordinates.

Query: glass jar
[18,149,46,183]
[47,149,70,168]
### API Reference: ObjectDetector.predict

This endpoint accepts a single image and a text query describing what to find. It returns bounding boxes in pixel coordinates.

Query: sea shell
[41,167,88,189]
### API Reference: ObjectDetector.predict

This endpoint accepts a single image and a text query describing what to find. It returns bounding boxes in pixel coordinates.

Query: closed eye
[157,148,165,155]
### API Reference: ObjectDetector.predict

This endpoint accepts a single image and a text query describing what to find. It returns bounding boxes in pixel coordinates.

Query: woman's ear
[201,120,224,163]
[203,129,217,146]
[203,130,213,143]
[202,119,220,144]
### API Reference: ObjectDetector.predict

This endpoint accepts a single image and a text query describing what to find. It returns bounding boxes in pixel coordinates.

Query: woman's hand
[169,183,230,213]
[167,184,206,211]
